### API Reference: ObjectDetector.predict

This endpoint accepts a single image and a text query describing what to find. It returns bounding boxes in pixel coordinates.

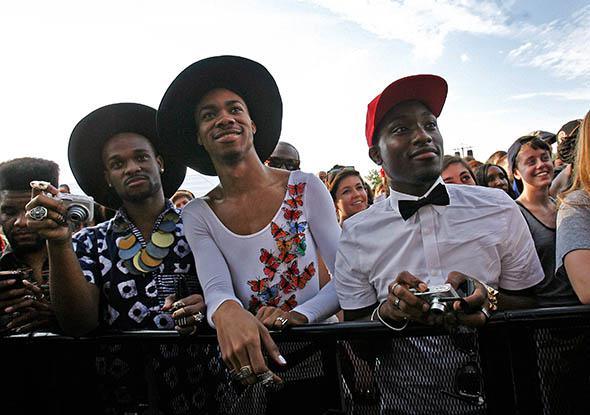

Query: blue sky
[1,0,589,196]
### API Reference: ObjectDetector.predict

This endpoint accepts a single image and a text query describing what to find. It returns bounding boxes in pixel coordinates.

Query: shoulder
[447,184,515,210]
[558,190,590,224]
[341,197,389,234]
[180,197,211,226]
[561,190,590,207]
[291,170,323,189]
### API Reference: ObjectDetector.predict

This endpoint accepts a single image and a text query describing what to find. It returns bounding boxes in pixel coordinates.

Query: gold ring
[234,365,253,381]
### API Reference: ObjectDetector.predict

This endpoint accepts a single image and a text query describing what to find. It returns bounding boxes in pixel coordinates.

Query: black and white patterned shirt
[72,200,201,331]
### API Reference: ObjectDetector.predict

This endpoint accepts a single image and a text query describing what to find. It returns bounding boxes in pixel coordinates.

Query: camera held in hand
[411,280,475,314]
[30,180,94,224]
[56,193,94,223]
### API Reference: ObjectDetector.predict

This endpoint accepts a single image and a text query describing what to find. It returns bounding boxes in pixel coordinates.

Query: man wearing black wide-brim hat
[24,103,222,413]
[158,55,341,405]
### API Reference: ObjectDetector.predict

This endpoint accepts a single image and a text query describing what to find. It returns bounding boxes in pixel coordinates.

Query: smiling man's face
[194,88,257,165]
[369,100,443,195]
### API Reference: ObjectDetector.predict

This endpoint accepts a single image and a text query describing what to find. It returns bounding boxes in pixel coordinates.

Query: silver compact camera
[411,283,464,314]
[30,181,95,224]
[56,193,94,223]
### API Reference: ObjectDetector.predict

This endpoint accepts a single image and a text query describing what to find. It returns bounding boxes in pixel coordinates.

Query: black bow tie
[398,183,450,220]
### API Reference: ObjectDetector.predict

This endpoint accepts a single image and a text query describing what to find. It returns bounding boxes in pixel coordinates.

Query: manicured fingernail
[422,303,430,312]
[278,355,287,365]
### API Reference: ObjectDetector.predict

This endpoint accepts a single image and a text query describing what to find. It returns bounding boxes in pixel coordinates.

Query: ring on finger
[390,282,401,296]
[24,294,36,302]
[256,370,276,387]
[234,365,253,381]
[192,311,205,324]
[172,300,186,310]
[275,316,288,329]
[29,206,48,221]
[392,297,401,309]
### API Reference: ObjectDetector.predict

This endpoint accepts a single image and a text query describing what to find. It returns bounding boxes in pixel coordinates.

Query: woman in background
[441,155,477,186]
[557,111,590,304]
[326,166,369,224]
[509,135,576,306]
[475,163,516,199]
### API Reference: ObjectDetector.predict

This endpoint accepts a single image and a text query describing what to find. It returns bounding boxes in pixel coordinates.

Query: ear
[368,146,382,165]
[196,132,203,146]
[103,171,112,188]
[156,155,165,172]
[513,168,522,181]
[251,120,257,135]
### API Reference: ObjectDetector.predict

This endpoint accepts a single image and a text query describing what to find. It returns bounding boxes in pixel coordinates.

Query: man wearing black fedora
[25,103,223,413]
[158,55,341,406]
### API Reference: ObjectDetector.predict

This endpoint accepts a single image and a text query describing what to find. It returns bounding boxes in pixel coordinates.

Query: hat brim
[68,103,186,209]
[157,55,283,176]
[367,74,448,146]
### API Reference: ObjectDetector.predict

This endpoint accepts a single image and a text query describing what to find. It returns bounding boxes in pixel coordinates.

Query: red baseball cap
[365,74,448,147]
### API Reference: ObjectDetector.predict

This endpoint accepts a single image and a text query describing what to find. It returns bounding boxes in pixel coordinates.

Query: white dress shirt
[335,178,543,310]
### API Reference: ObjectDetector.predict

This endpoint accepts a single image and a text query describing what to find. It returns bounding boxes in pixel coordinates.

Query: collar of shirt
[387,177,449,219]
[113,199,178,232]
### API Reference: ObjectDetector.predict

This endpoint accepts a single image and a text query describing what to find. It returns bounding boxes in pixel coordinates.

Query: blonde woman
[556,111,590,304]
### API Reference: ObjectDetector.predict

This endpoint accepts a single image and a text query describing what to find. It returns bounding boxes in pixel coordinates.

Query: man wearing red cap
[335,75,543,412]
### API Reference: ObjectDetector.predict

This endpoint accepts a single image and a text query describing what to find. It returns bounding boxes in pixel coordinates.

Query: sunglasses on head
[266,157,300,171]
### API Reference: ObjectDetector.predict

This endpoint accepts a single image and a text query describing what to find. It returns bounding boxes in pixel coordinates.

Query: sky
[1,0,589,196]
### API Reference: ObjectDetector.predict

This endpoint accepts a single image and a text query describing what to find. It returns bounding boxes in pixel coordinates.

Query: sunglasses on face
[266,157,300,171]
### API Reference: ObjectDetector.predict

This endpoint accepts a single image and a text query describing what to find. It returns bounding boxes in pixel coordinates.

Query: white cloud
[507,42,532,59]
[460,53,470,63]
[299,0,511,62]
[507,5,590,80]
[509,89,590,101]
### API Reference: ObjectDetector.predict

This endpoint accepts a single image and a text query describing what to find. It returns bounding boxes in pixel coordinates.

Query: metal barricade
[2,306,590,414]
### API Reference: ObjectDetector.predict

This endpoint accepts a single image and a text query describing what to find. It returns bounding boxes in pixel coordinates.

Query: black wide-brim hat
[157,55,283,176]
[68,103,186,209]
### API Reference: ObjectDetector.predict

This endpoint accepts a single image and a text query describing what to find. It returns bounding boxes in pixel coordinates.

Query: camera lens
[67,205,89,223]
[430,297,446,314]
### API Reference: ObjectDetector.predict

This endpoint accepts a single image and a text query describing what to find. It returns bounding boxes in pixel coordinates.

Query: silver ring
[172,300,186,311]
[193,311,205,324]
[24,294,36,301]
[393,297,401,309]
[481,307,492,320]
[257,370,276,387]
[275,316,288,328]
[29,206,48,221]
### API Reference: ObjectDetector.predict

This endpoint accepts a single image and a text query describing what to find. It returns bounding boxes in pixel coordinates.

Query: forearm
[47,239,99,336]
[292,281,340,323]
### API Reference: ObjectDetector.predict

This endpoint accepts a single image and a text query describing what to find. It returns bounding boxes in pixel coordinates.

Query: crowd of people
[0,54,589,413]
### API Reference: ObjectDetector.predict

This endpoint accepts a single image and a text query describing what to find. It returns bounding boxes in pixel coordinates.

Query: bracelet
[375,300,409,332]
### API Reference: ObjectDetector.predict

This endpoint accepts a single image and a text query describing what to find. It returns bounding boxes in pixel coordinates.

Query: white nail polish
[278,355,287,365]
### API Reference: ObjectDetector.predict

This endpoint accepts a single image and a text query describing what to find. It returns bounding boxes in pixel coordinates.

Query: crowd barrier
[2,305,590,414]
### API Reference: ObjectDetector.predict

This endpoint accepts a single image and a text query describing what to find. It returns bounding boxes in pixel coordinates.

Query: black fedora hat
[68,103,186,209]
[157,55,283,176]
